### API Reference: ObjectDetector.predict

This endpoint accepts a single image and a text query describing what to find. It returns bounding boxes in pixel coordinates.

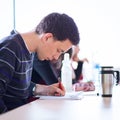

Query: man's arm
[0,81,7,114]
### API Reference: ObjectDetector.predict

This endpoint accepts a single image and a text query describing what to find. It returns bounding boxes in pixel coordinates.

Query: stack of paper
[37,91,83,100]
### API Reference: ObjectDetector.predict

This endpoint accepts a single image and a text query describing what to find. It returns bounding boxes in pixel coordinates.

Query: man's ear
[43,33,53,42]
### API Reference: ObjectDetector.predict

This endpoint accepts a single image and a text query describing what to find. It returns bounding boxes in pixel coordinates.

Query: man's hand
[33,82,65,96]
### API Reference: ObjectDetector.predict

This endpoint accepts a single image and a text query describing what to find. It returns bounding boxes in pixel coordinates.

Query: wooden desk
[0,86,120,120]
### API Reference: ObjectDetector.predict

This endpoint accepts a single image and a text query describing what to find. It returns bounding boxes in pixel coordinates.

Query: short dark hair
[35,12,80,45]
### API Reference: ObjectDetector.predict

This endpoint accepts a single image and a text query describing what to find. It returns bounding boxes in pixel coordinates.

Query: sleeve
[0,47,15,114]
[0,81,7,113]
[31,54,58,85]
[74,61,83,81]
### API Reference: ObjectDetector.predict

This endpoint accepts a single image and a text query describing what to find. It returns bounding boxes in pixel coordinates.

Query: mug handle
[113,71,119,85]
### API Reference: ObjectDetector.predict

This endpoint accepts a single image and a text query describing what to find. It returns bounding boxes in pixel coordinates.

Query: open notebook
[37,91,83,100]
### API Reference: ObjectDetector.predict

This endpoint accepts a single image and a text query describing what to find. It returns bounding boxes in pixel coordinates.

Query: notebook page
[37,91,83,100]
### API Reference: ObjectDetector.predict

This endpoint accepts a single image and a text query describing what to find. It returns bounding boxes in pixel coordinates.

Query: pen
[58,77,62,90]
[54,78,62,96]
[83,92,99,96]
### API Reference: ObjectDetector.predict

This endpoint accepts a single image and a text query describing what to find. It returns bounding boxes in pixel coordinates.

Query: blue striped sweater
[0,33,35,113]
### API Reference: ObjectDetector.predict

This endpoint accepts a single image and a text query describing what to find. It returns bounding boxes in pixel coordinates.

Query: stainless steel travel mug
[101,66,114,97]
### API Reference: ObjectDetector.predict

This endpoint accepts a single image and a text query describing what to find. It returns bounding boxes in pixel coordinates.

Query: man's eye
[57,49,61,53]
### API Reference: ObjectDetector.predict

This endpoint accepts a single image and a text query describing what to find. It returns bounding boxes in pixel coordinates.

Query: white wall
[0,0,13,39]
[1,0,120,67]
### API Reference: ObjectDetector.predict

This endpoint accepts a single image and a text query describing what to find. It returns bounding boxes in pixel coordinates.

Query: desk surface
[0,86,120,120]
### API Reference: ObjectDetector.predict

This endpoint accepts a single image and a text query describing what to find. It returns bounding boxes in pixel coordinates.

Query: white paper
[37,91,83,100]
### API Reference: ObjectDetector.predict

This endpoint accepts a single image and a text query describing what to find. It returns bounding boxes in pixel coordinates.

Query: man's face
[37,34,72,61]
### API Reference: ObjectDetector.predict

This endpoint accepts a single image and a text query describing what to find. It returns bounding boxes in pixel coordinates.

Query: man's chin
[38,57,45,61]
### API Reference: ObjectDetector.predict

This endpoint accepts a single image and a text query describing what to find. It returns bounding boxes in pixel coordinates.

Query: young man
[0,12,80,113]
